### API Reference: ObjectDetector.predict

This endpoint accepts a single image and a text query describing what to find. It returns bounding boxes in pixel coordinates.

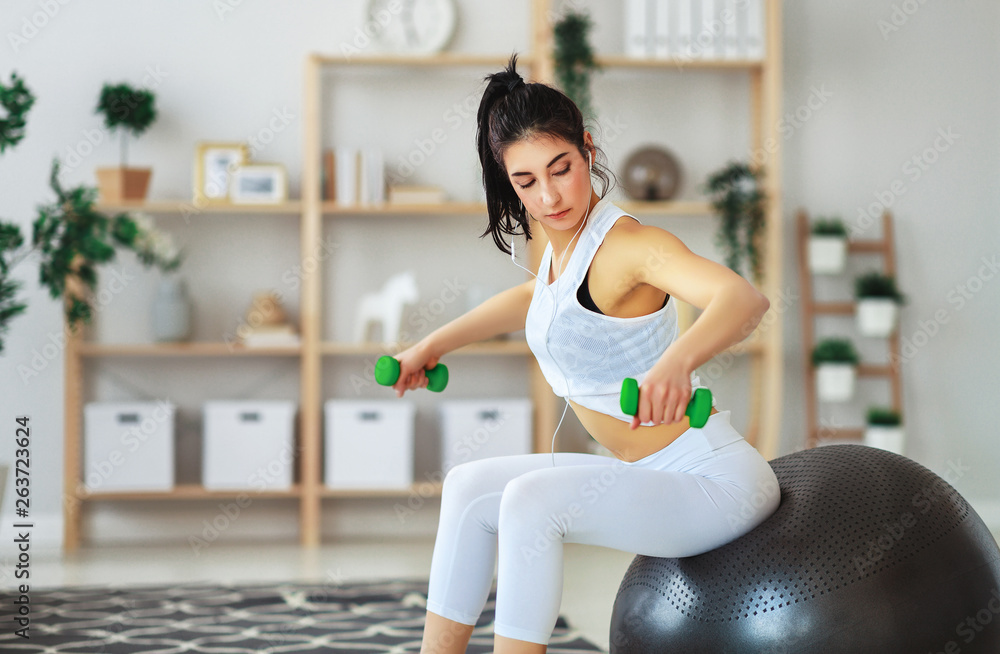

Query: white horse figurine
[354,271,419,343]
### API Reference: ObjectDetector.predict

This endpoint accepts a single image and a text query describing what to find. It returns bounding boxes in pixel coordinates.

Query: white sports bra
[524,198,712,423]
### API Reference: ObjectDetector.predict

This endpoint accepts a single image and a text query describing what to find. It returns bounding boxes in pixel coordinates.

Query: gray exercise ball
[610,444,1000,653]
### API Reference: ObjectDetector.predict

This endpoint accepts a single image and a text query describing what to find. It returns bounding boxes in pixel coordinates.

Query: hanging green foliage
[704,161,767,284]
[0,71,35,354]
[0,72,34,153]
[32,159,181,330]
[553,11,599,121]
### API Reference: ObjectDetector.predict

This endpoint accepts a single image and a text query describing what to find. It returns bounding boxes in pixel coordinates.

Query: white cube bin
[203,401,296,491]
[325,400,415,489]
[440,399,533,474]
[84,401,175,493]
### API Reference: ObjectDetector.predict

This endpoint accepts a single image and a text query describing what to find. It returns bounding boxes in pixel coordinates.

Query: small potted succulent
[808,216,848,274]
[812,337,860,402]
[864,406,903,454]
[95,82,157,202]
[855,271,906,337]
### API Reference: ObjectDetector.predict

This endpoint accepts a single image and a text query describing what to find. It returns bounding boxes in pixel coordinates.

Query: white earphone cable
[509,154,595,466]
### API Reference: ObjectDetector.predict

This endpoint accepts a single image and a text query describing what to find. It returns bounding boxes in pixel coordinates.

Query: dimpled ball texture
[610,444,1000,653]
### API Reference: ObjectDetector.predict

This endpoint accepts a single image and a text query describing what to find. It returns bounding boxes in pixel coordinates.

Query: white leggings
[425,410,780,645]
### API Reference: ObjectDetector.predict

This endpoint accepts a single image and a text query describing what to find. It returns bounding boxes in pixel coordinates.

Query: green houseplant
[808,215,848,274]
[95,82,157,202]
[811,337,860,402]
[34,159,181,329]
[0,71,35,354]
[864,406,904,454]
[553,10,599,122]
[705,161,766,285]
[855,270,906,337]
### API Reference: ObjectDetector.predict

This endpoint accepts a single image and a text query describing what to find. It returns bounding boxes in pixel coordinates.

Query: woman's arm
[391,279,535,396]
[603,220,771,427]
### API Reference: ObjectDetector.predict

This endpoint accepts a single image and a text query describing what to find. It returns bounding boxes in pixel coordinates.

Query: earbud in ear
[588,151,593,170]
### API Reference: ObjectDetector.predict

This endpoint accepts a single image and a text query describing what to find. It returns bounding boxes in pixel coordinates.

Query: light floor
[30,539,636,653]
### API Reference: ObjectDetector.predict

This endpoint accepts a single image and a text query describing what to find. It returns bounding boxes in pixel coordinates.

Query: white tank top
[525,198,712,423]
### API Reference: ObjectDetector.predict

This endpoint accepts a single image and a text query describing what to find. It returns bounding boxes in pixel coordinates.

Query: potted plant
[553,10,599,122]
[855,271,906,337]
[808,216,848,274]
[705,161,766,285]
[95,82,157,202]
[864,406,904,454]
[812,337,859,402]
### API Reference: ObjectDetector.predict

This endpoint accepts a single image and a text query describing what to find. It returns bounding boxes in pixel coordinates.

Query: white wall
[1,0,998,559]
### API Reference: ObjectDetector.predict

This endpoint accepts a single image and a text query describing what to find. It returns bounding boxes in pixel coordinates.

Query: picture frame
[231,164,288,205]
[194,142,249,204]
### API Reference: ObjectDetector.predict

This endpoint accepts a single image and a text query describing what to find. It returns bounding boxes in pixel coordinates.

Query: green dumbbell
[374,355,449,393]
[620,378,713,428]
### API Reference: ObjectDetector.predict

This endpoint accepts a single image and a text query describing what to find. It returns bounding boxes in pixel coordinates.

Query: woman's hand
[630,349,694,430]
[391,340,440,398]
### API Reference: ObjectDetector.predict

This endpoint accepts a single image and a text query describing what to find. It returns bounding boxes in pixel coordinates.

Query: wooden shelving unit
[64,0,784,550]
[797,209,903,448]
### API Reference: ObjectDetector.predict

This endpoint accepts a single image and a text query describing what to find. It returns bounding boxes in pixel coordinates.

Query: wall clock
[367,0,457,55]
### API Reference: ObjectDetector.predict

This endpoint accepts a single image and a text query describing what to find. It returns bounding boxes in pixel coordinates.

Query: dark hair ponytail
[476,54,613,255]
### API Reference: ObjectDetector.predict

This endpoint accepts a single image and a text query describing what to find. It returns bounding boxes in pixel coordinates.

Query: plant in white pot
[95,82,157,202]
[812,337,859,402]
[808,216,848,274]
[855,271,906,337]
[864,406,904,454]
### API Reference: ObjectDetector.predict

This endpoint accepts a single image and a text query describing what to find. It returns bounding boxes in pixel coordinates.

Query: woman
[393,56,779,654]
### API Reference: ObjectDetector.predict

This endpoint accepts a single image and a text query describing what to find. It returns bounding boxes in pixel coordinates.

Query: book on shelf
[240,324,301,348]
[623,0,765,60]
[323,149,336,201]
[388,185,447,205]
[331,147,386,207]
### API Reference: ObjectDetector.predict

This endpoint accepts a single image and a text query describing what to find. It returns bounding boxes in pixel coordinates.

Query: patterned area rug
[0,579,603,653]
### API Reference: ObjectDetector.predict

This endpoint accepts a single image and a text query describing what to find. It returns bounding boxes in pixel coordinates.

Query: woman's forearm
[422,281,533,359]
[663,284,770,374]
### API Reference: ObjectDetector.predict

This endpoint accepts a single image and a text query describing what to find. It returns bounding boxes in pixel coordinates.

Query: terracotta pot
[96,167,152,202]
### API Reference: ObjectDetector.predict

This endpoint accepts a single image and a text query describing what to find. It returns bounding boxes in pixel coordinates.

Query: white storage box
[440,399,532,474]
[83,401,175,493]
[203,401,296,491]
[324,400,415,489]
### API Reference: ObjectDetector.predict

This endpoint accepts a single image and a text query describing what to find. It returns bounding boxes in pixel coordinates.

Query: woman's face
[504,134,594,234]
